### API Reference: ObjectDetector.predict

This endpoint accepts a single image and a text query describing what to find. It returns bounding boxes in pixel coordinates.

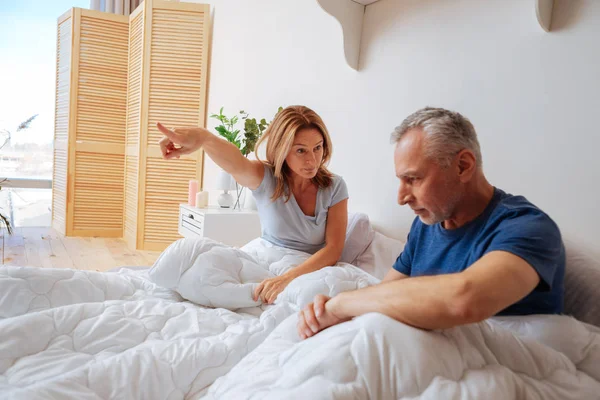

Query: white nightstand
[178,204,262,247]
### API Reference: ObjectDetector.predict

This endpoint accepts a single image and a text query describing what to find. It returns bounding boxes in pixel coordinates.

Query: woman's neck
[289,173,313,194]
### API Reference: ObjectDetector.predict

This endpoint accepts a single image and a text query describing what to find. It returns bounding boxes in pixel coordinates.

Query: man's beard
[420,184,462,226]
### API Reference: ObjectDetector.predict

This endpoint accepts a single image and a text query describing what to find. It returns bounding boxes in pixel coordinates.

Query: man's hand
[253,274,294,304]
[297,295,349,340]
[157,122,209,159]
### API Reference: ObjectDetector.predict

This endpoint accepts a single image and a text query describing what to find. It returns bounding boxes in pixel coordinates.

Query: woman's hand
[253,274,295,304]
[297,294,348,340]
[157,122,210,159]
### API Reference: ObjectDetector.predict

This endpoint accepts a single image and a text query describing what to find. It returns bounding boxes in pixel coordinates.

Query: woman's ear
[456,149,477,182]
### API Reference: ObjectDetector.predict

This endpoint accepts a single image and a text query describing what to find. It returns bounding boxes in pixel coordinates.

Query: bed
[1,213,599,399]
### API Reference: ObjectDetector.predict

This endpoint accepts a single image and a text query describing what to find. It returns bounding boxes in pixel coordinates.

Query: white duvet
[207,313,600,399]
[1,237,599,399]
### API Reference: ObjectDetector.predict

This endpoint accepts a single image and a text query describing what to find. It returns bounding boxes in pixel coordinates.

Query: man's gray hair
[391,107,482,168]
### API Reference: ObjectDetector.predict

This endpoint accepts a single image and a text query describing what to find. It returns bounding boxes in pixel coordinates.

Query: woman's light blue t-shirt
[251,165,348,254]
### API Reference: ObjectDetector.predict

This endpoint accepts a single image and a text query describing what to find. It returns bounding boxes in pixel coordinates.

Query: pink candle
[188,179,198,206]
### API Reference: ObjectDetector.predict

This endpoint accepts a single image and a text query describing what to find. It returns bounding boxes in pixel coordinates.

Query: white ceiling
[352,0,380,5]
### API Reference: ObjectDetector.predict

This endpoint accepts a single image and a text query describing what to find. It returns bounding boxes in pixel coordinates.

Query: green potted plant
[210,107,281,209]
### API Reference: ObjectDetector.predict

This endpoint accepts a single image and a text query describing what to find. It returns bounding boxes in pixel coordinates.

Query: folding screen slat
[52,13,72,235]
[125,0,208,251]
[124,6,144,247]
[52,8,129,237]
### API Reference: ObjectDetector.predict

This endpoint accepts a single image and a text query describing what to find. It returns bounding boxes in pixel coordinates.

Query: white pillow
[339,212,376,264]
[355,232,405,280]
[563,239,600,327]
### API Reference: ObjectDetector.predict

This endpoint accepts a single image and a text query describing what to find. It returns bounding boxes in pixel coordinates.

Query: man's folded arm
[328,250,540,330]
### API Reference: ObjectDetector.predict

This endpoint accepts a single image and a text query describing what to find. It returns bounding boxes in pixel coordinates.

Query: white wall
[194,0,600,254]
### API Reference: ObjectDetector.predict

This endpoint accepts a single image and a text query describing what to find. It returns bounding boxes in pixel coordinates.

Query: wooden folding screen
[52,8,129,237]
[124,0,208,251]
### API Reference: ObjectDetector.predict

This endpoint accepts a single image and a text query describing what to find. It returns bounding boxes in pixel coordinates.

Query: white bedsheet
[1,237,599,399]
[206,313,600,399]
[0,238,373,399]
[0,265,295,399]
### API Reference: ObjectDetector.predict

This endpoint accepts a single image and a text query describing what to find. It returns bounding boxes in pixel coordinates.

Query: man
[298,107,565,339]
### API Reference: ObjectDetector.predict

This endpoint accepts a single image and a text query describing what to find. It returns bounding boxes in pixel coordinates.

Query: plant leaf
[0,212,12,235]
[16,114,38,132]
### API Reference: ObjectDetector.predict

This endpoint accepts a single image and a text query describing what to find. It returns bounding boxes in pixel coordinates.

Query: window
[0,0,88,228]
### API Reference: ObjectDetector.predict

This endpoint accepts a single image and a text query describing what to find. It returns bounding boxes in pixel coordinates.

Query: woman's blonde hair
[255,105,333,202]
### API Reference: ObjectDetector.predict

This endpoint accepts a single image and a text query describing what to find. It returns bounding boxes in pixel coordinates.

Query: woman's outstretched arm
[157,123,264,189]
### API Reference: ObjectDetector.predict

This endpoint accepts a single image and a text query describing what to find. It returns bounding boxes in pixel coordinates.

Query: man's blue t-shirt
[393,188,565,316]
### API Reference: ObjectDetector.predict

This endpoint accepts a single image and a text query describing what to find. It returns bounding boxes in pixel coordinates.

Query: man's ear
[456,149,477,182]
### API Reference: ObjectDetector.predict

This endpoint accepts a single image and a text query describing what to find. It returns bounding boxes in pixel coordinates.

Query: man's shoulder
[490,188,561,234]
[493,189,548,218]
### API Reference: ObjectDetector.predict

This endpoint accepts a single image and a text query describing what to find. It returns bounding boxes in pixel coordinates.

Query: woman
[157,105,348,304]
